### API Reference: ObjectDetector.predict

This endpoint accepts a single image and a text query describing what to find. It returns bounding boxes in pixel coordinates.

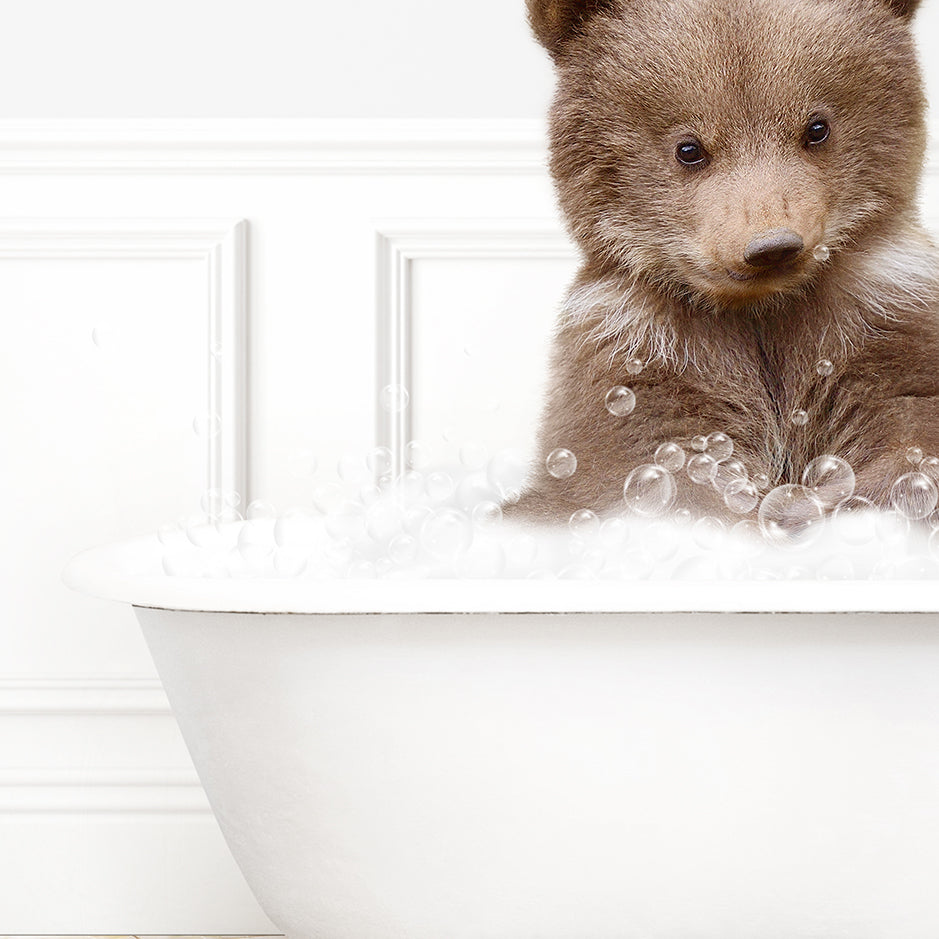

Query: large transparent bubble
[758,484,824,548]
[622,464,677,517]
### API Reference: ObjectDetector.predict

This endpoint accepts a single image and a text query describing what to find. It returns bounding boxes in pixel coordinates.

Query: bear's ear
[881,0,922,19]
[526,0,618,57]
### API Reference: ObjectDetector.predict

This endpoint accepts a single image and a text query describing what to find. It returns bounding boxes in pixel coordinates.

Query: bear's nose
[743,229,804,268]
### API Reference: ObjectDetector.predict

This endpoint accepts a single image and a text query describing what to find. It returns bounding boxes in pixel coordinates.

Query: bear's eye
[675,140,708,166]
[803,118,830,146]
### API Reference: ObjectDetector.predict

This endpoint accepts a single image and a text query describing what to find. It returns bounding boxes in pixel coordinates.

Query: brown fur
[513,0,939,521]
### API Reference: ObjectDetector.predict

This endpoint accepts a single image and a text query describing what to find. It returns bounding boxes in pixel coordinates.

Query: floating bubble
[401,470,424,500]
[801,454,855,508]
[366,446,392,476]
[832,495,878,545]
[599,516,630,549]
[425,470,455,502]
[380,384,409,413]
[288,447,318,479]
[751,472,771,491]
[691,435,708,452]
[406,440,429,470]
[569,508,600,540]
[813,244,831,262]
[692,516,726,551]
[246,499,276,520]
[642,521,679,562]
[704,432,733,463]
[388,533,419,566]
[890,472,938,520]
[815,358,834,377]
[200,488,241,518]
[487,449,528,498]
[420,508,473,561]
[337,452,367,484]
[758,484,823,547]
[686,453,719,485]
[724,477,760,514]
[472,500,503,528]
[920,455,939,477]
[605,386,636,417]
[546,448,577,479]
[623,463,677,517]
[365,500,405,544]
[906,446,924,465]
[193,411,221,438]
[455,471,499,510]
[654,441,685,473]
[460,442,489,470]
[789,409,809,427]
[625,357,644,375]
[712,459,747,493]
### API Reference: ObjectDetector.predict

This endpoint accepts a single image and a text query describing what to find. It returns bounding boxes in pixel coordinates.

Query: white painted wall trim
[0,218,249,503]
[374,220,575,476]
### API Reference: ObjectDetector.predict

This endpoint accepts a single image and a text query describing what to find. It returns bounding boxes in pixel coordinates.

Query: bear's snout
[743,228,805,268]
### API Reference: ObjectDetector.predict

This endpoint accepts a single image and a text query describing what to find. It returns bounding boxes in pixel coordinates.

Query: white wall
[2,0,938,121]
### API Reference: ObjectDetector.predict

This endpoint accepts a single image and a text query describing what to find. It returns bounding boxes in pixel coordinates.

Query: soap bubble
[815,358,834,377]
[758,484,823,547]
[906,446,924,465]
[692,516,726,551]
[425,470,455,502]
[460,442,489,469]
[546,448,577,479]
[686,453,719,485]
[455,471,498,510]
[790,409,809,426]
[337,452,367,484]
[654,442,685,473]
[365,500,405,544]
[472,500,503,528]
[724,477,760,514]
[801,455,855,508]
[642,521,679,562]
[312,482,343,514]
[604,386,636,417]
[388,533,419,565]
[712,459,747,493]
[193,411,221,438]
[569,508,600,540]
[704,432,733,463]
[691,435,707,452]
[324,500,367,542]
[625,357,644,375]
[359,484,381,506]
[751,472,771,491]
[599,516,630,549]
[405,440,429,470]
[380,384,409,413]
[288,447,319,479]
[832,495,878,545]
[200,488,241,518]
[813,244,831,262]
[401,470,425,500]
[890,472,938,520]
[420,508,473,561]
[487,449,528,498]
[623,464,677,517]
[246,499,276,519]
[366,446,393,476]
[920,455,939,477]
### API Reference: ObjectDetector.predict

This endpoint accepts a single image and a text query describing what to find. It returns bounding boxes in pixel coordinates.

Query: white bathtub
[64,534,939,939]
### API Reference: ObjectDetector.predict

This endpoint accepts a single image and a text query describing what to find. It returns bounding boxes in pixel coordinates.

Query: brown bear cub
[514,0,939,522]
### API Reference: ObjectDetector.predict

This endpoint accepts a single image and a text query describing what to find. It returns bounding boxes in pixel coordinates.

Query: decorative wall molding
[0,119,550,175]
[374,220,576,476]
[0,768,208,815]
[0,218,248,504]
[0,676,169,714]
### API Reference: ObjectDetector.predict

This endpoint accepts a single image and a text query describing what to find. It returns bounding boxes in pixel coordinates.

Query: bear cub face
[535,0,926,313]
[516,0,939,522]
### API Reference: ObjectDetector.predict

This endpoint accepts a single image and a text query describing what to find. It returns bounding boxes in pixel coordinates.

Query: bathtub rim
[63,532,939,615]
